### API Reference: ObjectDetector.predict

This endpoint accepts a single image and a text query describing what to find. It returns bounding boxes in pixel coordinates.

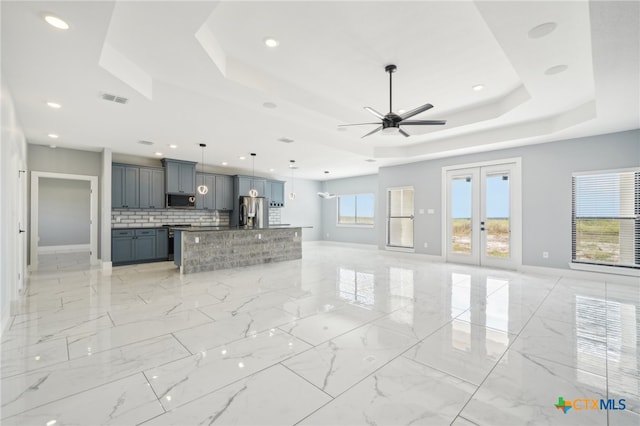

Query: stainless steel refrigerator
[238,196,269,228]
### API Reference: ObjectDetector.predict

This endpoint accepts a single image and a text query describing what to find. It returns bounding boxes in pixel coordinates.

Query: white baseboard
[37,244,90,254]
[310,241,379,250]
[518,264,639,285]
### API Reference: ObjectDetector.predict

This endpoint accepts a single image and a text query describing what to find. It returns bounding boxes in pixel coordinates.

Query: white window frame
[570,167,640,277]
[336,193,375,228]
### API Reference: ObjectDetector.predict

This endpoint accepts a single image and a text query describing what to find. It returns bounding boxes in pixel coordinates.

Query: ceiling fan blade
[338,123,382,127]
[400,119,447,125]
[399,103,433,120]
[399,128,411,137]
[364,107,386,120]
[361,126,382,138]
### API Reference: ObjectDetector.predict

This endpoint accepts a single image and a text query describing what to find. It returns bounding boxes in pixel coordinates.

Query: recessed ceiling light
[43,14,69,30]
[262,102,277,109]
[222,161,228,166]
[263,37,279,48]
[46,101,61,109]
[239,156,246,160]
[48,133,59,139]
[154,152,163,156]
[528,22,557,39]
[169,144,177,149]
[545,64,568,75]
[472,84,484,91]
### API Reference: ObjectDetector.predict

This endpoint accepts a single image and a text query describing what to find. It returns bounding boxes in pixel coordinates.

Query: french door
[445,162,520,268]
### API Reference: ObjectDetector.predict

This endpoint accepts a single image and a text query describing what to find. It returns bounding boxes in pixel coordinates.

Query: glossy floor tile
[2,241,638,425]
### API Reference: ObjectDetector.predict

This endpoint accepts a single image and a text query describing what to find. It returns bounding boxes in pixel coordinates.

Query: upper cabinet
[112,164,140,208]
[268,180,285,207]
[215,175,234,211]
[236,176,267,198]
[139,167,165,209]
[162,159,196,194]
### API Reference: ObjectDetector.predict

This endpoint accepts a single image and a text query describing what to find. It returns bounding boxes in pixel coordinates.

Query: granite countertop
[171,225,312,232]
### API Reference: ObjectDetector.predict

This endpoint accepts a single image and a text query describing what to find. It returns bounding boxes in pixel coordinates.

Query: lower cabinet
[112,228,168,265]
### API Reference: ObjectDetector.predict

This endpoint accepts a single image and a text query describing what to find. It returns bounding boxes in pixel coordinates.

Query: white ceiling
[2,1,638,180]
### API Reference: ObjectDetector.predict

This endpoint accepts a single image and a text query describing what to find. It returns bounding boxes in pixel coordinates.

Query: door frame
[385,186,415,252]
[441,158,522,269]
[30,171,99,269]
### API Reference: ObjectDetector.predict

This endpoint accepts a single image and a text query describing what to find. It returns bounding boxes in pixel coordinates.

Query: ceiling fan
[340,64,446,138]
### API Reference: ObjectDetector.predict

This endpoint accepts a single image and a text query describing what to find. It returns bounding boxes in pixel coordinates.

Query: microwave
[166,194,196,209]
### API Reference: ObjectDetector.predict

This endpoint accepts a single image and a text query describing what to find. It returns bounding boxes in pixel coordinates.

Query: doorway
[443,160,521,269]
[30,172,98,270]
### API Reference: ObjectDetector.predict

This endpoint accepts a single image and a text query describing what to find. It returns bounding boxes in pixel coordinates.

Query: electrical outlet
[195,237,199,243]
[258,234,262,239]
[419,209,425,214]
[295,231,298,237]
[423,242,428,248]
[427,209,435,214]
[149,216,153,222]
[116,217,121,223]
[542,251,549,259]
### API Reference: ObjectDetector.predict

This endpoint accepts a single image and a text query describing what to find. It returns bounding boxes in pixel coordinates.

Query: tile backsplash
[112,209,230,228]
[112,208,281,228]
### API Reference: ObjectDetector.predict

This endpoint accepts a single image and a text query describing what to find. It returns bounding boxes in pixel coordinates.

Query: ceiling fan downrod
[385,64,396,114]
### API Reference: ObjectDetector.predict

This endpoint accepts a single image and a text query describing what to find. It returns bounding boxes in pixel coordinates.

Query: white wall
[38,178,91,247]
[1,80,28,335]
[280,177,322,241]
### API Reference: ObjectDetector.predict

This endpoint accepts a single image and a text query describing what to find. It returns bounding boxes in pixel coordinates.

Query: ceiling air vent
[101,92,129,104]
[277,137,294,144]
[138,140,154,146]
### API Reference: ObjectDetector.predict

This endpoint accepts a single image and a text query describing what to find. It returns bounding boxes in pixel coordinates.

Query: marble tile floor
[2,241,639,425]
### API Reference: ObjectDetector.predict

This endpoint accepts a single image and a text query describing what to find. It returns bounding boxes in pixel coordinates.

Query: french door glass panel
[387,187,414,248]
[451,176,473,255]
[483,171,511,259]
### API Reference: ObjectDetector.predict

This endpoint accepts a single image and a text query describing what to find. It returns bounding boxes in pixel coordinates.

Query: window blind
[572,169,639,269]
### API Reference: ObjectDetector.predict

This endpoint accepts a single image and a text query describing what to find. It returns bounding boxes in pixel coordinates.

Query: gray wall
[38,178,91,246]
[280,177,322,241]
[28,145,102,261]
[377,129,640,269]
[321,174,378,245]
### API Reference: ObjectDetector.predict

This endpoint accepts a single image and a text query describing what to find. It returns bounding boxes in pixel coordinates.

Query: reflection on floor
[37,251,91,272]
[2,242,639,425]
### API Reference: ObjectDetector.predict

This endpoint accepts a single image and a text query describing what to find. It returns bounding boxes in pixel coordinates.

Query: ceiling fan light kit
[340,64,447,138]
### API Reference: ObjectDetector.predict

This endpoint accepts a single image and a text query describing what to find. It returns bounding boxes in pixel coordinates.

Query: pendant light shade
[289,160,297,200]
[197,143,208,195]
[249,153,258,197]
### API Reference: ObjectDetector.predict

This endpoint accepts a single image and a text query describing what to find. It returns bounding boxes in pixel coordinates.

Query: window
[572,169,639,269]
[337,194,374,225]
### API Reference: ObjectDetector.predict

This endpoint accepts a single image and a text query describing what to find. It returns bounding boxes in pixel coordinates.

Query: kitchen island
[173,226,303,274]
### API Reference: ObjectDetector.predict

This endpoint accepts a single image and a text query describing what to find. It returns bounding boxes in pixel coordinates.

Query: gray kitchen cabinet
[236,176,266,198]
[156,228,168,259]
[268,180,285,207]
[112,228,167,265]
[112,229,135,263]
[112,164,140,208]
[195,173,216,210]
[139,167,165,209]
[215,174,233,210]
[162,159,196,194]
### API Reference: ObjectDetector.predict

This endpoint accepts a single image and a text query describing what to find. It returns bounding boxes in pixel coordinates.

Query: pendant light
[248,153,258,197]
[197,143,208,195]
[289,160,297,200]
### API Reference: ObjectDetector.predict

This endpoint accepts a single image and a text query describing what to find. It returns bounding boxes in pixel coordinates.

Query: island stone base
[179,227,302,274]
